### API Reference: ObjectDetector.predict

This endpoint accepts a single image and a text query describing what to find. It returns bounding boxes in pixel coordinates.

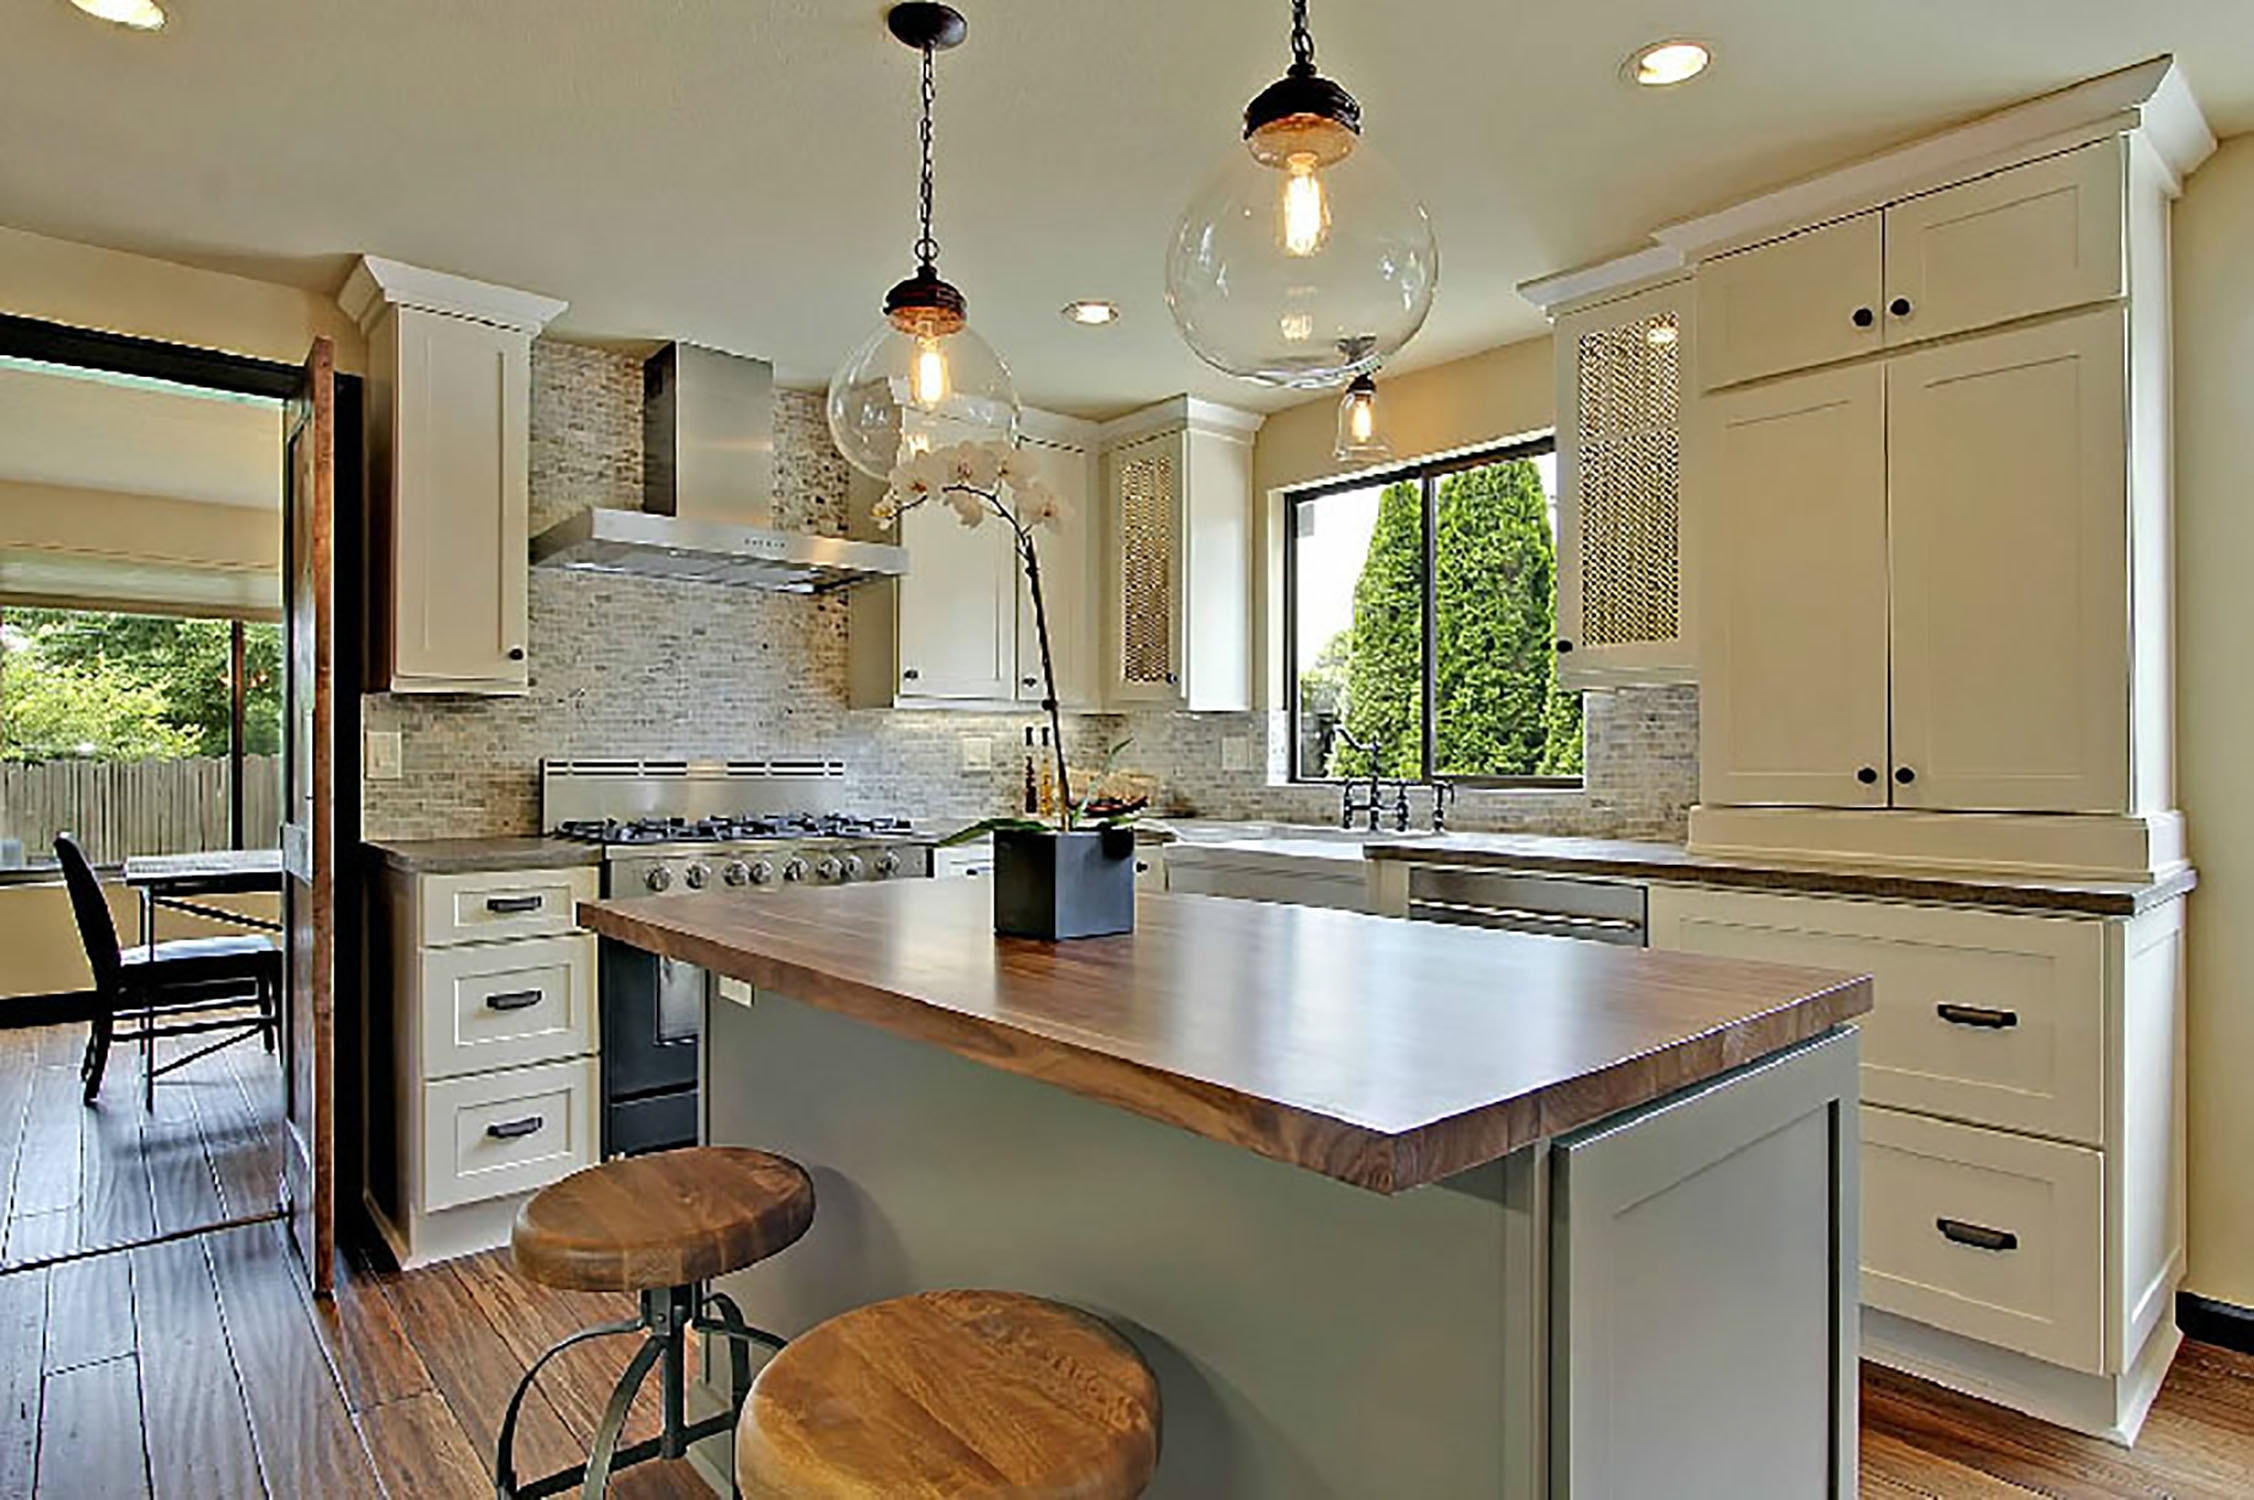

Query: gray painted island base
[690,989,1859,1498]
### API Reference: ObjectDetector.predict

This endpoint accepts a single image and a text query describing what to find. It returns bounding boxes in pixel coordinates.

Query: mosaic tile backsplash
[361,341,1697,843]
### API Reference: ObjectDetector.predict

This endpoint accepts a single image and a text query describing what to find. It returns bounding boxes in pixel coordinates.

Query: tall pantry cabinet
[1523,58,2215,1445]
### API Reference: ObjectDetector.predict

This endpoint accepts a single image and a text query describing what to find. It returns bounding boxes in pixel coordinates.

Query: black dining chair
[54,835,282,1110]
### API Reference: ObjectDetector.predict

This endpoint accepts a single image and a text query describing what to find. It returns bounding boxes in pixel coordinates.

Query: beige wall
[1249,335,1556,708]
[0,223,362,373]
[0,882,278,1002]
[2175,131,2254,1308]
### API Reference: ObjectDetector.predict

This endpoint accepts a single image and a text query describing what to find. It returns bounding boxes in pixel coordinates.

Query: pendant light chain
[1288,0,1314,75]
[913,43,941,272]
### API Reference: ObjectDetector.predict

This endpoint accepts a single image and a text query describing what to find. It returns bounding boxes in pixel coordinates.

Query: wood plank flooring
[0,1018,2245,1497]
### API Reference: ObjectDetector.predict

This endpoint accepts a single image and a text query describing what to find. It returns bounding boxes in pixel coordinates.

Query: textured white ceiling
[1,0,2248,419]
[0,363,279,507]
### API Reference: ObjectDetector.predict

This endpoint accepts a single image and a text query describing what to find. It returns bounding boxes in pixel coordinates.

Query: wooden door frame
[0,313,367,1283]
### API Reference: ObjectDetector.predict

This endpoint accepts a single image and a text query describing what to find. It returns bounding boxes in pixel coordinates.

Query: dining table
[120,848,285,954]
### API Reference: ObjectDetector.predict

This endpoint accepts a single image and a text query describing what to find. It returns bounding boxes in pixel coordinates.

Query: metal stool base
[495,1282,785,1499]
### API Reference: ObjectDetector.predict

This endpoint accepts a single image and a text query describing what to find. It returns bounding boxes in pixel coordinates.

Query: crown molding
[1097,394,1267,449]
[1520,56,2215,318]
[337,255,568,337]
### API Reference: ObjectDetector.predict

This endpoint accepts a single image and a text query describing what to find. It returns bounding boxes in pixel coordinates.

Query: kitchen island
[578,881,1872,1497]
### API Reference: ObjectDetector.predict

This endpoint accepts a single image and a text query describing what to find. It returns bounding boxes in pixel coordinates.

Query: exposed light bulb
[1348,391,1376,444]
[1279,155,1331,257]
[1334,373,1389,461]
[911,338,950,409]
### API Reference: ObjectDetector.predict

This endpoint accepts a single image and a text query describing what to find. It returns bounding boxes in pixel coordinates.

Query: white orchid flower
[943,442,1001,492]
[995,445,1044,491]
[1020,481,1066,530]
[946,487,988,528]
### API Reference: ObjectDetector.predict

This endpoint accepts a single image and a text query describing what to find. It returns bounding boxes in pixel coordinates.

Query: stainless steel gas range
[543,759,934,1155]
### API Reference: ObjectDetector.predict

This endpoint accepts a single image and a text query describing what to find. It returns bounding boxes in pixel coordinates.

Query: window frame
[1283,434,1580,789]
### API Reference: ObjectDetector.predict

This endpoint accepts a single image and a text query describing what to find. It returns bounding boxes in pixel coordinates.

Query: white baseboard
[1863,1304,2182,1446]
[1688,805,2186,883]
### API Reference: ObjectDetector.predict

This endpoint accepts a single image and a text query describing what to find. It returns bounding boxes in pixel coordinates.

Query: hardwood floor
[0,1018,2245,1497]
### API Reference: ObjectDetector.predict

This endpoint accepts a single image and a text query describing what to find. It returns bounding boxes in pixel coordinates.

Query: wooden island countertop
[578,881,1870,1194]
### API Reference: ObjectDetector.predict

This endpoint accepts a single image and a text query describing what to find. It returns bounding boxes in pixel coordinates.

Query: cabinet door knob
[1856,766,1879,785]
[901,668,920,681]
[1895,766,1916,784]
[1851,306,1876,329]
[1022,676,1038,688]
[507,647,525,661]
[1889,296,1913,318]
[1164,672,1179,686]
[1554,640,1575,654]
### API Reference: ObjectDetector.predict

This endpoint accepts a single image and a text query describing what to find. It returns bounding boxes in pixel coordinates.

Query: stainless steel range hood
[530,342,905,592]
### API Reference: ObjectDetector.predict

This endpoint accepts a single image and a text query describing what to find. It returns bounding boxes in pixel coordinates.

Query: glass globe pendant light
[828,3,1019,481]
[1165,0,1438,389]
[1334,371,1390,462]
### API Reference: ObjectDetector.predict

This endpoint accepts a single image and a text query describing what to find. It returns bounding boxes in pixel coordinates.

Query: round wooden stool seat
[510,1146,814,1293]
[735,1289,1160,1499]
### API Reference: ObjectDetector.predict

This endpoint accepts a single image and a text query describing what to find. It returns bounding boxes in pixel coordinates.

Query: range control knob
[782,857,808,883]
[815,856,842,882]
[840,854,866,881]
[749,859,776,886]
[873,850,900,877]
[683,862,710,890]
[644,865,673,893]
[722,860,751,887]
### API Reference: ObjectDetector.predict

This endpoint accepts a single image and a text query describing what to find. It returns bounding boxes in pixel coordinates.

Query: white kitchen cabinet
[1699,142,2124,394]
[1097,397,1263,711]
[367,858,602,1269]
[1551,278,1695,688]
[1696,213,1884,391]
[1881,143,2125,350]
[1649,884,2186,1441]
[848,411,1099,710]
[1695,362,1891,808]
[895,476,1018,701]
[1887,308,2130,814]
[341,256,565,696]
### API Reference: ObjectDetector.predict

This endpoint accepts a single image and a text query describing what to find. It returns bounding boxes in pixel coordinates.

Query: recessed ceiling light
[69,0,166,29]
[1628,40,1710,87]
[1061,300,1121,327]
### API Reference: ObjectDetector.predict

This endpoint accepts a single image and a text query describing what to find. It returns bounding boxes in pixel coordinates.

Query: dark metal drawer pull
[1936,1003,2019,1030]
[1936,1217,2018,1253]
[484,990,543,1013]
[485,1116,545,1141]
[484,895,544,915]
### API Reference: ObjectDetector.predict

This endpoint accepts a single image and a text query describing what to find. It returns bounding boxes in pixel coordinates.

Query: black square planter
[992,826,1137,940]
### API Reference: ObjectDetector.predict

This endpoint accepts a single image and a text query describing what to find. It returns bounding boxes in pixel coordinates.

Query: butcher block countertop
[577,881,1870,1194]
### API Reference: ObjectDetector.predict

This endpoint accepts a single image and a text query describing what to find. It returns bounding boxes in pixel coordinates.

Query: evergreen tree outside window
[1287,438,1582,784]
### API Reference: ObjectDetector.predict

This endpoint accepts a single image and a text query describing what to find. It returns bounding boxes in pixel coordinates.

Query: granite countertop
[1363,831,2197,918]
[364,836,600,875]
[577,880,1870,1194]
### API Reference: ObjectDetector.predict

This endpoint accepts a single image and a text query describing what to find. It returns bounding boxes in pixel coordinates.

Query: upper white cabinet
[1553,279,1695,688]
[848,409,1100,710]
[1696,214,1884,391]
[1699,143,2126,393]
[341,256,565,697]
[1696,362,1891,808]
[1882,143,2125,350]
[1886,309,2129,814]
[1097,398,1263,711]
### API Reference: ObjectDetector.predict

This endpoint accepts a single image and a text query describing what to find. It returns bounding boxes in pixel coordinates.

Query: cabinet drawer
[1861,1106,2104,1374]
[419,867,595,947]
[1650,890,2104,1144]
[422,1057,596,1211]
[420,933,595,1081]
[1882,141,2124,349]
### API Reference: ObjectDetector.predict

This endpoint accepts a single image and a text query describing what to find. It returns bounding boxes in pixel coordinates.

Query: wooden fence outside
[0,756,282,866]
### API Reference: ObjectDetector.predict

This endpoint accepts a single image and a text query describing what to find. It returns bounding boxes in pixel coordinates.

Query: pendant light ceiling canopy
[1165,0,1438,390]
[828,2,1019,481]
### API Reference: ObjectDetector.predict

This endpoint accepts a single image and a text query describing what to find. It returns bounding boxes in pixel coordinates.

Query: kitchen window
[0,606,283,867]
[1286,438,1582,785]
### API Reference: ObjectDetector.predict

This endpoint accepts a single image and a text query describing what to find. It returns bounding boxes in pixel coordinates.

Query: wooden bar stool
[499,1146,815,1499]
[734,1288,1161,1498]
